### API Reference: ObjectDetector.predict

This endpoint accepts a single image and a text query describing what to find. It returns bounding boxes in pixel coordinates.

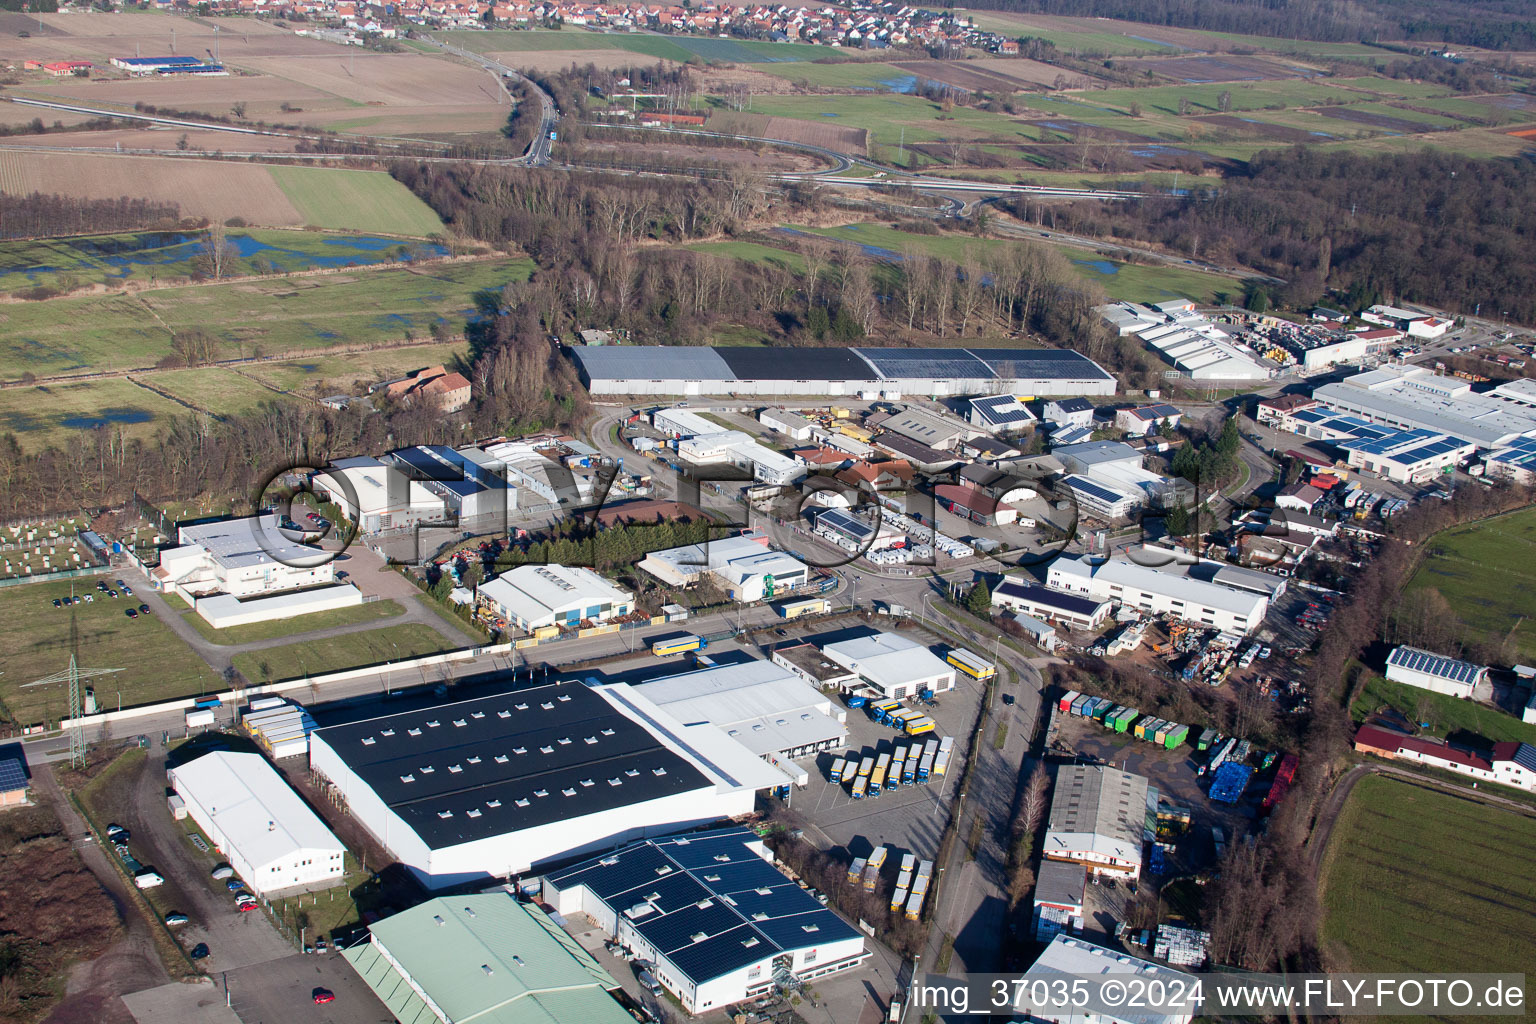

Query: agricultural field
[0,229,448,296]
[0,575,220,726]
[444,28,828,64]
[1402,505,1536,661]
[1320,775,1536,983]
[0,152,445,233]
[780,222,1237,302]
[751,61,916,91]
[231,621,456,684]
[268,168,446,236]
[957,10,1388,58]
[704,111,869,154]
[0,257,530,381]
[241,341,469,396]
[135,366,288,419]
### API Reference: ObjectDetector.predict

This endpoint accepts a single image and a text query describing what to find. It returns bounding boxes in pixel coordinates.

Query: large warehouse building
[167,751,346,897]
[309,682,788,889]
[343,894,637,1024]
[820,632,956,698]
[476,564,635,633]
[1042,764,1152,879]
[570,346,1117,398]
[544,827,868,1015]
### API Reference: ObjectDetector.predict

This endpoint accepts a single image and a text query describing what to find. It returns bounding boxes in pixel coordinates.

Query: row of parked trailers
[1058,691,1190,750]
[850,696,937,736]
[828,736,953,798]
[844,850,935,920]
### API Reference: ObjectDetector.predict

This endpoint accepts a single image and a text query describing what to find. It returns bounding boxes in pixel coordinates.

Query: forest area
[970,0,1536,50]
[1050,148,1536,321]
[0,193,186,241]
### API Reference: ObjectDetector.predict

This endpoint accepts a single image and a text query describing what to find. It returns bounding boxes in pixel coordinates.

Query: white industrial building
[1484,436,1536,485]
[1360,304,1452,338]
[570,345,1116,398]
[476,564,634,633]
[241,697,316,760]
[309,682,790,890]
[1053,441,1184,522]
[625,659,847,762]
[820,632,956,698]
[153,514,334,599]
[1042,764,1150,878]
[881,407,977,450]
[1114,403,1183,436]
[653,407,804,485]
[1014,935,1192,1024]
[1337,429,1474,484]
[1313,366,1536,449]
[1384,645,1487,698]
[1099,303,1270,381]
[992,579,1113,631]
[543,827,869,1016]
[167,751,345,897]
[1294,328,1401,373]
[1042,398,1096,429]
[1047,555,1269,635]
[759,408,813,441]
[637,532,809,603]
[312,457,447,533]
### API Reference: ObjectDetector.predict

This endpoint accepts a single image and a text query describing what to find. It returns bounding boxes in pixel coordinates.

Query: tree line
[1060,147,1536,321]
[0,193,185,241]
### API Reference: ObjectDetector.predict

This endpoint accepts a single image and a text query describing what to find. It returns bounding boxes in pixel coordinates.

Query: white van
[134,870,164,889]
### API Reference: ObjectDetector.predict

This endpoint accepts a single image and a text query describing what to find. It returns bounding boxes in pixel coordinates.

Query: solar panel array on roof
[717,346,876,381]
[971,395,1033,425]
[1396,437,1467,464]
[1062,475,1128,505]
[853,348,994,380]
[547,827,859,987]
[1387,646,1482,685]
[968,348,1116,382]
[312,683,709,849]
[994,581,1104,618]
[809,507,876,540]
[0,758,26,793]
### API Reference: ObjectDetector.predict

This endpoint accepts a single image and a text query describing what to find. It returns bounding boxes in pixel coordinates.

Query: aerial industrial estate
[1,2,1534,1023]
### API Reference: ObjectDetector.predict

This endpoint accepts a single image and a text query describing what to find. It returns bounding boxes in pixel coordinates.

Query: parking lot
[225,950,390,1024]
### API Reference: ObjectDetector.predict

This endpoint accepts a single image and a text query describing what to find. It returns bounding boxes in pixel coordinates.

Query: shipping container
[184,708,215,729]
[939,736,954,755]
[1058,690,1081,713]
[932,751,950,777]
[1196,728,1218,752]
[1114,708,1140,733]
[1132,717,1153,740]
[1163,724,1190,749]
[903,716,937,736]
[890,887,908,912]
[862,863,881,891]
[847,858,866,884]
[1070,694,1091,716]
[1154,721,1173,745]
[1092,700,1116,723]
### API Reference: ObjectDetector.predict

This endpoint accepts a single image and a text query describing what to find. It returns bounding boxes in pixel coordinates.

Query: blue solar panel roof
[855,348,994,380]
[971,395,1033,425]
[1387,646,1483,684]
[546,827,860,987]
[1063,475,1127,504]
[0,758,25,793]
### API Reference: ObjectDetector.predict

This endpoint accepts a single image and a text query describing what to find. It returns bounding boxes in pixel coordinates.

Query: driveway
[33,766,169,1024]
[124,738,295,973]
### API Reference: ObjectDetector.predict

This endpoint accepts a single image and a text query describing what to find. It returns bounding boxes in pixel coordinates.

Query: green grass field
[442,29,828,64]
[1320,775,1536,986]
[180,598,406,645]
[1403,505,1536,660]
[753,61,914,90]
[268,167,446,236]
[139,367,288,418]
[0,378,193,453]
[1352,672,1536,746]
[685,239,807,271]
[0,258,530,382]
[785,222,1237,302]
[0,578,220,726]
[231,622,456,684]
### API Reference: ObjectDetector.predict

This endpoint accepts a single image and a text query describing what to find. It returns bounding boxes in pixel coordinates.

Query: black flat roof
[715,346,876,381]
[995,580,1105,618]
[312,683,709,849]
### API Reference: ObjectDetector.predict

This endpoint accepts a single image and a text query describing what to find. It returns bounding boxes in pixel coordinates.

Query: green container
[1163,724,1190,750]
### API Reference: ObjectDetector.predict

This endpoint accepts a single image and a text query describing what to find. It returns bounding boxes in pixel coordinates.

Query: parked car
[108,589,119,598]
[189,943,210,961]
[236,899,258,914]
[1002,694,1015,706]
[165,913,189,927]
[52,598,61,608]
[106,823,129,841]
[138,604,150,615]
[312,989,335,1005]
[125,608,137,618]
[225,879,245,892]
[211,864,234,880]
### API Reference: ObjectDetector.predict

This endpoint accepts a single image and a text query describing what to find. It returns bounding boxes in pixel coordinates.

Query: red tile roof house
[1351,724,1536,792]
[382,365,472,413]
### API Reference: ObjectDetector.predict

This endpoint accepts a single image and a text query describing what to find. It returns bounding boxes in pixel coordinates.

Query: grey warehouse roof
[312,683,709,849]
[571,345,1113,384]
[546,827,859,987]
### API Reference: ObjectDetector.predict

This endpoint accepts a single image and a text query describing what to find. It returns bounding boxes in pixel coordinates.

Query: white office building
[476,564,634,633]
[820,632,956,698]
[153,515,334,599]
[1047,555,1269,635]
[168,751,345,897]
[638,533,809,603]
[1053,441,1183,521]
[309,682,788,890]
[313,457,447,533]
[759,408,813,441]
[653,407,804,485]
